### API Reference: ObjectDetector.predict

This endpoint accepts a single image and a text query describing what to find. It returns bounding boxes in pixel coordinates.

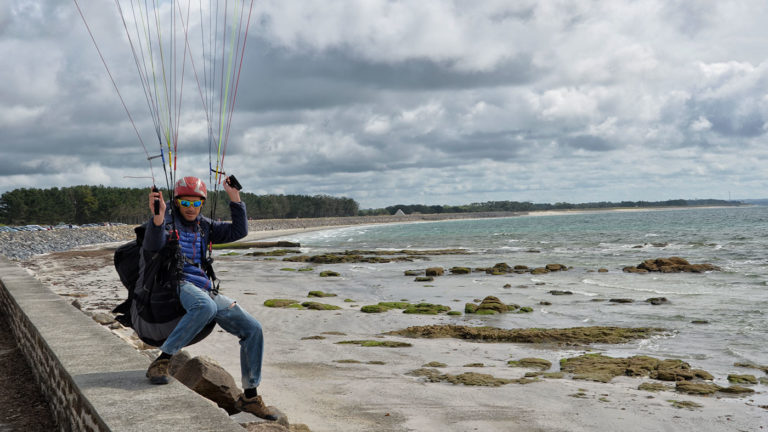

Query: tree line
[358,198,742,216]
[0,186,359,225]
[0,185,742,226]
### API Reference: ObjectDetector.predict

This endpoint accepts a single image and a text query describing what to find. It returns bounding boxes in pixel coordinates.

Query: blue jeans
[160,281,264,389]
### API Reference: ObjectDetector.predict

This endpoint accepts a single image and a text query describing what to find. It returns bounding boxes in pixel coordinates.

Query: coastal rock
[622,266,649,273]
[425,267,444,277]
[530,267,549,275]
[307,291,337,298]
[464,296,520,315]
[264,299,301,308]
[168,350,193,376]
[719,385,755,394]
[545,264,567,272]
[301,302,341,310]
[414,276,434,282]
[549,290,573,296]
[449,266,471,274]
[403,303,451,315]
[508,358,552,370]
[388,325,664,345]
[727,374,758,384]
[675,381,720,395]
[172,356,241,414]
[625,257,720,273]
[90,312,115,325]
[404,270,423,276]
[645,297,668,305]
[609,298,634,304]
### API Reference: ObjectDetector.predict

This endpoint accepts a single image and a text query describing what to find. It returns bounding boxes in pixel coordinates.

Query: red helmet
[174,176,207,199]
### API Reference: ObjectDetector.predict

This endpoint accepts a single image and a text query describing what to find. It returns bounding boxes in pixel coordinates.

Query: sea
[270,206,768,395]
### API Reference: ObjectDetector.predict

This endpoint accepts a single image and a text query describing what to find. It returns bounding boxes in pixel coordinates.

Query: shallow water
[240,206,768,398]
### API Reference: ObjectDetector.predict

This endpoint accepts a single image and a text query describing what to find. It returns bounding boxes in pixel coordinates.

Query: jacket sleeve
[142,205,170,252]
[209,201,248,244]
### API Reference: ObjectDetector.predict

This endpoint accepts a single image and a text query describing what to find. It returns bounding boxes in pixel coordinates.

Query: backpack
[113,223,215,347]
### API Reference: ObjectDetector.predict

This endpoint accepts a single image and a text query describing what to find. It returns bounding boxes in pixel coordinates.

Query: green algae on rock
[727,374,758,384]
[387,324,664,345]
[264,299,301,308]
[301,335,326,340]
[423,361,447,368]
[403,303,451,315]
[301,301,341,310]
[361,305,390,313]
[508,358,552,370]
[319,270,340,277]
[638,382,673,392]
[668,400,703,410]
[733,362,768,374]
[464,363,485,367]
[719,385,755,394]
[675,381,720,395]
[334,359,362,364]
[560,354,714,384]
[407,368,528,387]
[308,290,337,298]
[414,276,434,282]
[337,340,412,348]
[464,296,527,315]
[449,266,472,274]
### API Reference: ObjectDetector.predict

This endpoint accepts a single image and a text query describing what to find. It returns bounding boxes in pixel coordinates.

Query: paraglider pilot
[144,176,277,420]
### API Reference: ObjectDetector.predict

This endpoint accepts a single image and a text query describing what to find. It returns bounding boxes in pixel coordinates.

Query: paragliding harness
[113,211,218,347]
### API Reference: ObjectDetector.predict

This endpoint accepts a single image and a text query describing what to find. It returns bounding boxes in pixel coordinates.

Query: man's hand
[149,189,166,226]
[223,176,241,203]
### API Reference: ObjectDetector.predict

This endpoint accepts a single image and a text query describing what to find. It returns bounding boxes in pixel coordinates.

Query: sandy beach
[18,221,768,432]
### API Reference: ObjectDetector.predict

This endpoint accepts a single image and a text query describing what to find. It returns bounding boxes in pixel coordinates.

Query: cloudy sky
[2,1,767,208]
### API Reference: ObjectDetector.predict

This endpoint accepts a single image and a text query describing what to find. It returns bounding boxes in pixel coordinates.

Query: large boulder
[172,356,241,414]
[632,257,720,273]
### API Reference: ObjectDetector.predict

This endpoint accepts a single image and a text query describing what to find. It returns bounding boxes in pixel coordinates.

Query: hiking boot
[146,357,171,385]
[235,394,278,421]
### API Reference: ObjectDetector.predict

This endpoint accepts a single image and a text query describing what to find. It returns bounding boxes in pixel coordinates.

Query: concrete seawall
[0,256,243,432]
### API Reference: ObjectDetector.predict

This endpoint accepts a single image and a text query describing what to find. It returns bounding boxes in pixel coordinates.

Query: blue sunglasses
[177,199,204,208]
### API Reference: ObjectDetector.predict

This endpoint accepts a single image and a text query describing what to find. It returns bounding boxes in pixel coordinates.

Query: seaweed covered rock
[407,369,521,387]
[388,325,664,344]
[675,381,720,395]
[308,290,337,298]
[425,267,445,277]
[463,296,521,315]
[450,266,472,274]
[264,299,301,308]
[559,354,714,383]
[727,374,758,384]
[301,301,341,310]
[508,358,552,370]
[403,303,451,315]
[486,263,512,275]
[623,257,720,273]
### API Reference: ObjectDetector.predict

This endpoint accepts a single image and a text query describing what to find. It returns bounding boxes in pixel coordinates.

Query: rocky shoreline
[0,211,523,260]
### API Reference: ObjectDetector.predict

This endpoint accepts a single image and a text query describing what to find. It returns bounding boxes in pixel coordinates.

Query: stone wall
[0,256,243,432]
